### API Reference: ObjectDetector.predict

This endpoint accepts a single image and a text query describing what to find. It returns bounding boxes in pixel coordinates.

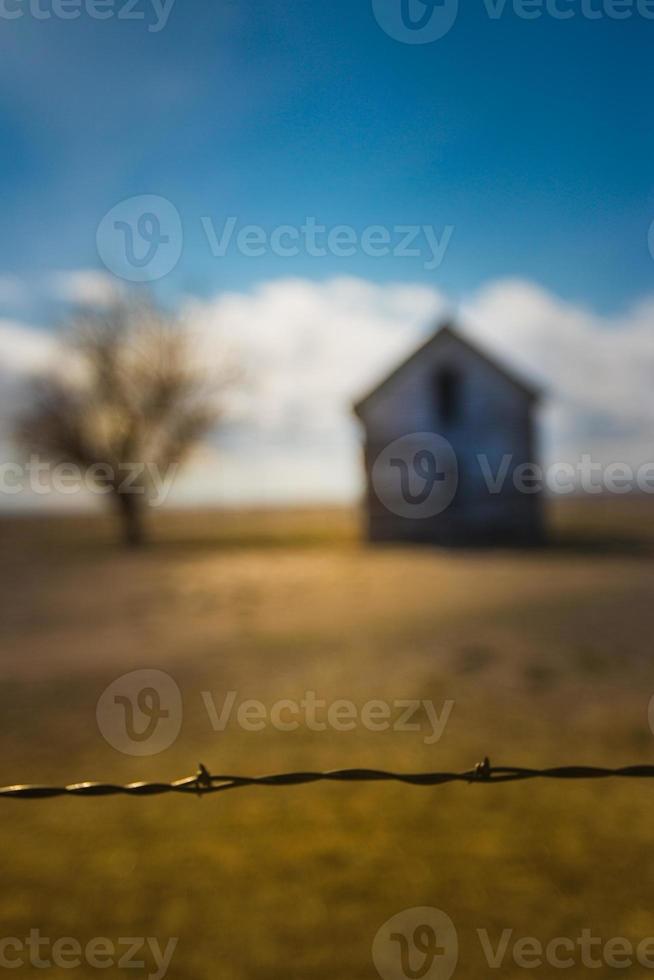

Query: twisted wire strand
[2,759,654,799]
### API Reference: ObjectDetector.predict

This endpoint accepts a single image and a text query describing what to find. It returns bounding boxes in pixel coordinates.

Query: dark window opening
[434,367,461,426]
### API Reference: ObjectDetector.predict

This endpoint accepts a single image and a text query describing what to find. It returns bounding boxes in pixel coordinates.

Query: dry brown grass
[1,500,654,977]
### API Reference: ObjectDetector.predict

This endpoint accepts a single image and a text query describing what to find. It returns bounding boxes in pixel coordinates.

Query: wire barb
[471,756,492,782]
[2,759,654,800]
[195,763,213,797]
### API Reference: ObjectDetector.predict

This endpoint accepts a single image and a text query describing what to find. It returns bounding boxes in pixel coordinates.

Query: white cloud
[1,275,653,507]
[171,277,446,503]
[0,320,55,375]
[184,276,444,433]
[460,280,654,465]
[49,269,122,307]
[172,276,654,503]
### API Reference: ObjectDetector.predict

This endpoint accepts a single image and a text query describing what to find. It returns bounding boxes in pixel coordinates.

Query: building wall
[357,332,544,545]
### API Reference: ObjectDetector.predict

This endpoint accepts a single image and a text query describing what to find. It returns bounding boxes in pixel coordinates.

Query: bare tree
[15,295,228,547]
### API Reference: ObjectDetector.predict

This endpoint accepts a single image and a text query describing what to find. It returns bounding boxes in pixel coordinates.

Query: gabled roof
[353,321,541,417]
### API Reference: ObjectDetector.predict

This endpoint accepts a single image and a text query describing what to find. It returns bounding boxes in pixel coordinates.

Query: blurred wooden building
[353,322,544,546]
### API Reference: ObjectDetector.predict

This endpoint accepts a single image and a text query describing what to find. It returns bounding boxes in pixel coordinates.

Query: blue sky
[1,0,652,315]
[1,0,653,506]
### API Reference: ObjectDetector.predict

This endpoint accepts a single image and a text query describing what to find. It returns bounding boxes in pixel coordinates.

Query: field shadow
[544,531,654,558]
[4,499,654,562]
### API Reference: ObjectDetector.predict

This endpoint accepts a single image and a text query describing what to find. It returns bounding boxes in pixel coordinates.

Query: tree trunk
[112,490,147,548]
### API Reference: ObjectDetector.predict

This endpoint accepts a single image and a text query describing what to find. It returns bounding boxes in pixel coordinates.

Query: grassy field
[2,500,654,978]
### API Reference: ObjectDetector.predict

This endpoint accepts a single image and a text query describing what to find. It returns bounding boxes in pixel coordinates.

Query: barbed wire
[3,758,654,799]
